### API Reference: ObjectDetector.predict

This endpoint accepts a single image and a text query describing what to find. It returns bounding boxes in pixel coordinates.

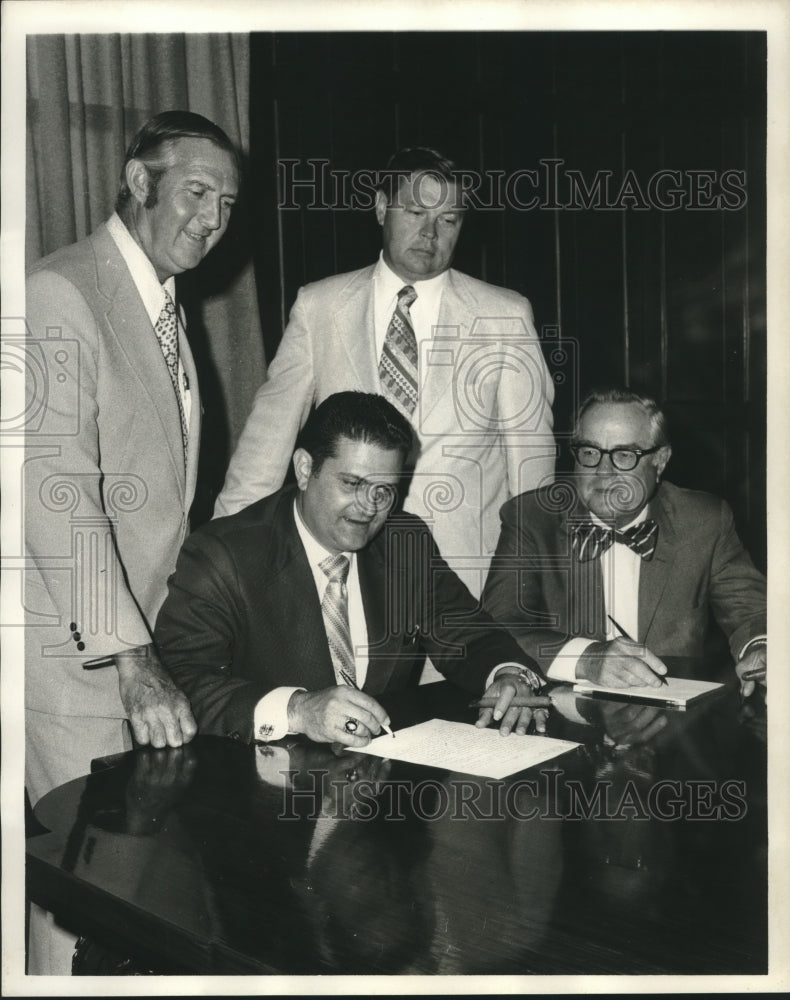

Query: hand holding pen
[606,615,668,686]
[576,616,669,689]
[340,670,395,737]
[473,668,550,736]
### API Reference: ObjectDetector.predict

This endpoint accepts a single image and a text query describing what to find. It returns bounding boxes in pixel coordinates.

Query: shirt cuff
[546,638,595,682]
[253,686,305,742]
[486,662,543,690]
[738,635,767,660]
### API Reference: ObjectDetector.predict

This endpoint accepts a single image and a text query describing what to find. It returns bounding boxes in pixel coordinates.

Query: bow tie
[571,519,659,563]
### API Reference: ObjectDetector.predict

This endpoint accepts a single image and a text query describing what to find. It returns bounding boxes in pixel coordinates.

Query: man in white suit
[215,147,556,600]
[24,111,238,972]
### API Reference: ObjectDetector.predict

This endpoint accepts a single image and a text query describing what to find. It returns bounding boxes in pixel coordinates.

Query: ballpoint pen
[468,695,553,708]
[82,655,116,670]
[340,669,395,737]
[606,614,668,685]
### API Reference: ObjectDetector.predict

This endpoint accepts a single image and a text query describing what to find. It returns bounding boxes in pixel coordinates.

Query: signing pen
[82,655,116,670]
[741,666,766,680]
[340,669,395,737]
[607,614,668,686]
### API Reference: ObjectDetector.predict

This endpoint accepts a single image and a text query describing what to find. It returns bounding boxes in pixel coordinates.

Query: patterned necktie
[154,290,188,455]
[379,285,419,417]
[572,519,659,563]
[319,553,356,685]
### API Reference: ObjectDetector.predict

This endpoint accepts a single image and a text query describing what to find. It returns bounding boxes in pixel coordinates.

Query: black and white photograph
[2,0,788,993]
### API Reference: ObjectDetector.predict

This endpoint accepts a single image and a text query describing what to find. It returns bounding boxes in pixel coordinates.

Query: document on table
[572,676,723,709]
[352,718,580,779]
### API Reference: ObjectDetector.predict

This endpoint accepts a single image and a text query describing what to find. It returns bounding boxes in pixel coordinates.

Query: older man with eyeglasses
[482,388,766,694]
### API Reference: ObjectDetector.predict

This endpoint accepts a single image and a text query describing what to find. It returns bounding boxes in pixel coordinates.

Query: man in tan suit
[215,147,556,601]
[24,110,238,972]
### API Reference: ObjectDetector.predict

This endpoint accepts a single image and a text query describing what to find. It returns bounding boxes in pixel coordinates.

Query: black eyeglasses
[570,444,662,472]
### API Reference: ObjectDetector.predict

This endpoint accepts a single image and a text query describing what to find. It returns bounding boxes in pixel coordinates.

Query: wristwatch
[499,665,543,691]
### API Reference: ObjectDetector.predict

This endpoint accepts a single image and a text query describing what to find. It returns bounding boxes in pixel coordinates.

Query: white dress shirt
[253,500,369,741]
[547,506,648,682]
[106,213,192,426]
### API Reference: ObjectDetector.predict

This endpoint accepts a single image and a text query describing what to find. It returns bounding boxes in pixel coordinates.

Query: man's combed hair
[298,392,414,473]
[376,146,465,209]
[115,110,239,214]
[573,387,671,447]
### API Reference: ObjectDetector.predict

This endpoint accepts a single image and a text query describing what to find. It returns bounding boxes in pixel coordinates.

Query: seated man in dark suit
[482,388,766,693]
[155,391,545,743]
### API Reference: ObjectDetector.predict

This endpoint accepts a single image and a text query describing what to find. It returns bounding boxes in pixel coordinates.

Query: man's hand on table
[288,686,391,746]
[475,666,550,736]
[577,637,668,688]
[115,644,197,748]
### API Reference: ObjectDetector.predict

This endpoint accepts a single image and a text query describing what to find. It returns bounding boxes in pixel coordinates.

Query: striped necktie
[379,285,419,417]
[154,290,188,455]
[319,553,356,684]
[572,519,659,563]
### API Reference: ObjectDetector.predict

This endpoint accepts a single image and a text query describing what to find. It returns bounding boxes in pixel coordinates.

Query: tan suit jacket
[215,265,556,595]
[24,222,201,723]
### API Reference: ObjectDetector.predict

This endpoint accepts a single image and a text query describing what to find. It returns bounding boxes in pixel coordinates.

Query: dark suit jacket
[155,486,535,741]
[482,480,766,675]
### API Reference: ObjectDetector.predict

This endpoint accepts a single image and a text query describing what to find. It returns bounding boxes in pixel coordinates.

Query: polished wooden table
[27,666,767,975]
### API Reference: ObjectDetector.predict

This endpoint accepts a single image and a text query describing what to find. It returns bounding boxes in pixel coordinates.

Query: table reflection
[28,673,767,975]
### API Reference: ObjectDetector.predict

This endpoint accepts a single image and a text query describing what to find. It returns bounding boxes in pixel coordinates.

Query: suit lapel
[178,308,201,504]
[638,487,679,641]
[331,266,379,390]
[91,226,186,498]
[419,269,476,426]
[269,493,337,689]
[356,536,405,693]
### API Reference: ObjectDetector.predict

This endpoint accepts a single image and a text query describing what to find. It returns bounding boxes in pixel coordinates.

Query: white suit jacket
[215,264,556,595]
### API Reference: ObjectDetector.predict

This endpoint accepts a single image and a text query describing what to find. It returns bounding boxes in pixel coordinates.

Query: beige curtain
[26,33,266,514]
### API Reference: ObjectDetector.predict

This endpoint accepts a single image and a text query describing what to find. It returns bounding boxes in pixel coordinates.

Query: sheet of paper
[572,676,723,707]
[351,718,580,779]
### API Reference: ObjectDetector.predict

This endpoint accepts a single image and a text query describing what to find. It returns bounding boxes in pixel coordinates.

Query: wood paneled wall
[248,31,766,567]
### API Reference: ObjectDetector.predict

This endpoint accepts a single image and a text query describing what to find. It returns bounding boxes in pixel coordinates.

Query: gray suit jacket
[24,222,201,718]
[482,481,766,674]
[214,265,556,596]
